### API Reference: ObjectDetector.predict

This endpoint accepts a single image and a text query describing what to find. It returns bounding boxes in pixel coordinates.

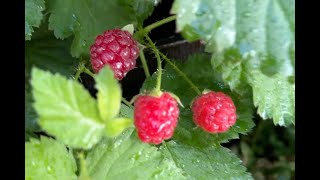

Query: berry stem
[159,52,202,95]
[78,152,90,180]
[83,67,95,78]
[74,69,82,81]
[143,15,177,34]
[83,67,134,111]
[122,97,134,109]
[139,48,150,78]
[145,35,162,92]
[74,62,86,81]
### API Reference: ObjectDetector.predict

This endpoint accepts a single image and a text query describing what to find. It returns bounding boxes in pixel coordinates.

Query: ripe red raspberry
[134,92,180,144]
[90,29,139,80]
[191,91,237,133]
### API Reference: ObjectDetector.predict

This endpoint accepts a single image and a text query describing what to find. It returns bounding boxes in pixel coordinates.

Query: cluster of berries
[90,29,237,144]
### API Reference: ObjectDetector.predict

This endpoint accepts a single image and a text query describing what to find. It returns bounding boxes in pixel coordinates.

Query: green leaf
[251,72,295,126]
[161,141,253,179]
[105,118,133,137]
[25,32,77,78]
[31,68,105,149]
[25,27,77,133]
[171,0,237,48]
[122,24,135,35]
[141,54,254,145]
[172,0,295,125]
[25,131,38,141]
[117,0,159,26]
[47,0,136,57]
[25,88,40,132]
[86,128,184,179]
[94,66,132,137]
[94,66,122,122]
[25,136,77,180]
[86,128,252,179]
[25,0,45,40]
[78,153,92,180]
[119,104,134,119]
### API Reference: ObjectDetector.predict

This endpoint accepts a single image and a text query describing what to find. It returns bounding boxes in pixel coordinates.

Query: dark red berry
[191,91,237,133]
[90,29,139,80]
[134,92,179,144]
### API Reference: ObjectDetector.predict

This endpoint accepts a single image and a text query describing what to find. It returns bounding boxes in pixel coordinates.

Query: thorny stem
[139,48,150,78]
[145,35,162,92]
[133,15,177,86]
[122,97,134,109]
[159,52,202,95]
[135,15,176,80]
[143,15,177,34]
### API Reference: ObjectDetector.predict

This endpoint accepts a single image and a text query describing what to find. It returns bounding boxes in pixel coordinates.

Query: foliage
[25,0,295,179]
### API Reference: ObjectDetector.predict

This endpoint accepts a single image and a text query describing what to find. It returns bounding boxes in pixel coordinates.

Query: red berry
[134,92,180,144]
[90,29,139,80]
[191,91,237,133]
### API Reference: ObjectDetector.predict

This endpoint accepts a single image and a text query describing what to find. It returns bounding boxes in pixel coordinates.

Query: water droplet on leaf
[47,166,53,173]
[243,12,251,17]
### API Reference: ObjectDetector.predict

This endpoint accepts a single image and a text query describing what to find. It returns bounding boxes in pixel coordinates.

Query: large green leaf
[141,54,254,145]
[25,0,45,40]
[86,128,185,180]
[25,32,77,77]
[251,71,295,126]
[25,28,77,133]
[161,141,253,179]
[94,66,122,122]
[25,136,77,180]
[31,68,105,149]
[47,0,136,57]
[172,0,295,126]
[86,128,252,179]
[117,0,159,26]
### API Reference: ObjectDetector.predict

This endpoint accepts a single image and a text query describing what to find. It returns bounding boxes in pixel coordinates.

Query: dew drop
[243,12,251,17]
[47,166,53,173]
[114,140,122,148]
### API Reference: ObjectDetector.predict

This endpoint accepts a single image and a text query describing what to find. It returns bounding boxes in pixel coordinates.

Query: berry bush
[25,0,295,179]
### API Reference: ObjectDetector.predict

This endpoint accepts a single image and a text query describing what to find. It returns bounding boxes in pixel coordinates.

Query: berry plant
[25,0,295,179]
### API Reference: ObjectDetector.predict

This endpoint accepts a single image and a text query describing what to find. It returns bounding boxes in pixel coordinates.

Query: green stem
[74,62,85,81]
[159,52,202,95]
[139,48,150,78]
[78,152,91,180]
[122,97,133,109]
[145,35,162,92]
[83,67,95,78]
[74,68,82,81]
[143,15,177,34]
